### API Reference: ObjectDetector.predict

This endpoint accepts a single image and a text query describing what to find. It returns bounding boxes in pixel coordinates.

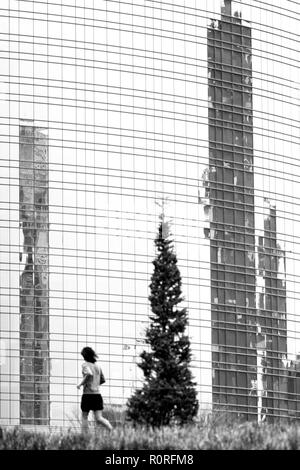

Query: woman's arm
[77,365,93,389]
[77,375,90,389]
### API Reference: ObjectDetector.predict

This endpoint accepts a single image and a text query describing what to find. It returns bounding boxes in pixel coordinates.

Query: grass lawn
[1,416,299,450]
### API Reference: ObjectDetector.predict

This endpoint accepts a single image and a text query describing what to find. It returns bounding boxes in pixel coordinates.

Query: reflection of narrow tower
[19,121,50,425]
[207,0,257,419]
[287,355,300,418]
[256,199,288,420]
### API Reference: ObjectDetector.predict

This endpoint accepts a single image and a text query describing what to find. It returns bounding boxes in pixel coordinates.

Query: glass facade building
[1,0,300,426]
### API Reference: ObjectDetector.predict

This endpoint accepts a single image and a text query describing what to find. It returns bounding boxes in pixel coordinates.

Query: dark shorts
[81,393,103,412]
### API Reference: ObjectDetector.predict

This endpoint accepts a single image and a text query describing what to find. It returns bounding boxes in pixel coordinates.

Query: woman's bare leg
[81,411,89,433]
[94,410,113,431]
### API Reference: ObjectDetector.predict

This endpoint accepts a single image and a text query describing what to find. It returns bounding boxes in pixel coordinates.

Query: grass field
[1,415,299,450]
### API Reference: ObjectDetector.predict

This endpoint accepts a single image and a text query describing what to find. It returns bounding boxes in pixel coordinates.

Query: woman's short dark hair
[81,346,98,363]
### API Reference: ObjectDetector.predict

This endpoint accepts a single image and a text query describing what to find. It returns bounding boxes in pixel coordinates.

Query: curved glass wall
[0,0,300,426]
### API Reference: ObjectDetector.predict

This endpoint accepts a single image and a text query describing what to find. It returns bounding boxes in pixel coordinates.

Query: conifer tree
[126,216,198,426]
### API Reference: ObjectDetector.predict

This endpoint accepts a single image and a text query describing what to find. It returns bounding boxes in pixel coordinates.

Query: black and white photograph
[0,0,299,455]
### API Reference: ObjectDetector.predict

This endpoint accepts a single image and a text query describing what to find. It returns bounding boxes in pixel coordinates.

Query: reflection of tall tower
[207,1,258,419]
[207,1,289,421]
[19,121,50,425]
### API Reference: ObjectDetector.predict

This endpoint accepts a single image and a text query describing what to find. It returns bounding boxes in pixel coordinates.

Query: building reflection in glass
[205,0,297,421]
[19,121,50,425]
[207,0,258,419]
[256,199,288,420]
